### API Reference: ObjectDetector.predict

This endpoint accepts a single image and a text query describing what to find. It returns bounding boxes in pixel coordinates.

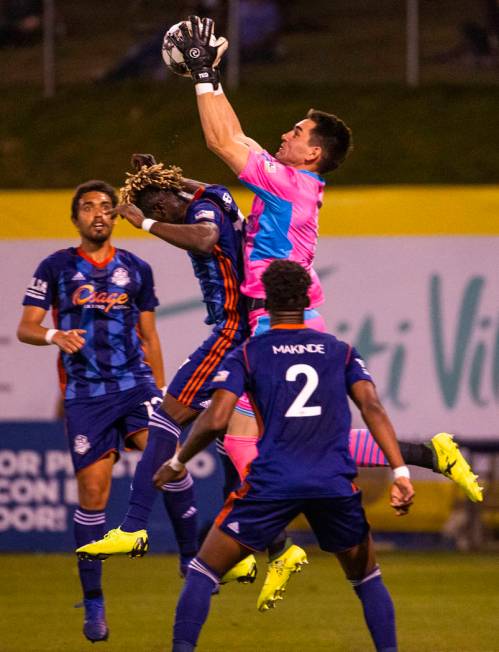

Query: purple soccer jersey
[22,246,159,399]
[211,325,374,499]
[238,149,325,307]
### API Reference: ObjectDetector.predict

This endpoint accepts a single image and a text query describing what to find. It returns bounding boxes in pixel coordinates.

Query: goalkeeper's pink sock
[349,429,388,467]
[223,434,259,481]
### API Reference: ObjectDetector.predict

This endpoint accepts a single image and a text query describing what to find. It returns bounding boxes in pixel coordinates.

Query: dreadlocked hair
[119,162,184,205]
[262,260,312,312]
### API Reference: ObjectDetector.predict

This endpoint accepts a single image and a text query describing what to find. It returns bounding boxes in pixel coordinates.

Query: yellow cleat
[75,527,149,561]
[257,544,308,612]
[220,554,257,585]
[430,433,483,503]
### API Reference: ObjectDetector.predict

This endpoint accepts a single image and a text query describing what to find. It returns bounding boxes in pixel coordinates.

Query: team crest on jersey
[74,434,90,455]
[264,160,277,174]
[222,192,232,207]
[213,370,229,383]
[194,209,215,221]
[110,267,130,287]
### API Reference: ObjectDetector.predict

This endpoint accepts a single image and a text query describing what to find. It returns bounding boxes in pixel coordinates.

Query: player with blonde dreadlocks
[78,156,483,608]
[76,153,258,584]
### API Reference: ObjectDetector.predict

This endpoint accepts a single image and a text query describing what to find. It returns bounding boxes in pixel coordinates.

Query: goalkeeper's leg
[348,429,483,502]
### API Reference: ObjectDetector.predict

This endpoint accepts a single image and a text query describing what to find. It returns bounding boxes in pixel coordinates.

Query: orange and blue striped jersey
[186,185,247,334]
[22,247,158,399]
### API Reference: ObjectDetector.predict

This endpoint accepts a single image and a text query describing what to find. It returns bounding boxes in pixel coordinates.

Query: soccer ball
[162,22,191,78]
[162,21,228,78]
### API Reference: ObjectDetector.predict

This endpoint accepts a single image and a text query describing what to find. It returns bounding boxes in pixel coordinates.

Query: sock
[399,442,435,470]
[161,472,199,569]
[216,437,243,499]
[349,429,388,467]
[267,532,290,561]
[351,566,397,652]
[74,507,106,599]
[122,406,180,532]
[223,434,259,482]
[173,558,219,650]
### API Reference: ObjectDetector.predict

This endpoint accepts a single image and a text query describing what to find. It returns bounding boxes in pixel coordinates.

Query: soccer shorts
[235,308,326,416]
[168,326,246,411]
[65,383,162,473]
[216,490,369,553]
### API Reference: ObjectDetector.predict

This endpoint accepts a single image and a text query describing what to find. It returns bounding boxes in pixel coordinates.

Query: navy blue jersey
[22,247,158,399]
[186,185,246,333]
[211,326,374,499]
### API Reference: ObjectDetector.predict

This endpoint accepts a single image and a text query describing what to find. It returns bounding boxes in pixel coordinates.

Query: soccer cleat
[220,554,258,585]
[430,432,483,503]
[76,527,149,560]
[257,544,308,612]
[83,597,109,643]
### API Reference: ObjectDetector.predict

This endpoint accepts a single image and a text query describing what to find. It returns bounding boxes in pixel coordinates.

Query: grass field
[2,551,498,651]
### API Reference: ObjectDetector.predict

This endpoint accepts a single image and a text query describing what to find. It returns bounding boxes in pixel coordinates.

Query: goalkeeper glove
[170,15,228,86]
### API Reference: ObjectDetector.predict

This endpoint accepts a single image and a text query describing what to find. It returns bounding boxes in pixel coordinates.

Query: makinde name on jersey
[272,343,325,355]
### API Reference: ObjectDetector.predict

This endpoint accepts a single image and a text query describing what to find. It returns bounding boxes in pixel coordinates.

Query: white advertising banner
[0,237,497,440]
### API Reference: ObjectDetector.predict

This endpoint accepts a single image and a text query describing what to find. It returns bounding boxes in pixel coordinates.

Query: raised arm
[168,16,263,175]
[196,91,262,175]
[109,203,220,255]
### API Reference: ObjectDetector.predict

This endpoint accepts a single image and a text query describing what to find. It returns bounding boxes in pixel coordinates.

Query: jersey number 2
[285,364,321,417]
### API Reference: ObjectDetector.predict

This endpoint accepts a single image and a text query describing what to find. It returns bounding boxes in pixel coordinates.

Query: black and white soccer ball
[162,20,228,78]
[162,22,191,77]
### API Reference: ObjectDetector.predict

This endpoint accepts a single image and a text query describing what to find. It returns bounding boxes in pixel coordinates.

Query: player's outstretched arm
[137,311,165,390]
[169,15,261,174]
[153,389,238,486]
[350,380,415,515]
[109,204,220,254]
[197,91,262,174]
[17,305,86,354]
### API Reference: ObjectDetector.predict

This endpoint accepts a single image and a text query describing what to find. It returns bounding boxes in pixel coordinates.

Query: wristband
[214,83,224,96]
[45,328,59,344]
[195,82,215,96]
[169,453,185,472]
[393,465,410,479]
[142,218,157,233]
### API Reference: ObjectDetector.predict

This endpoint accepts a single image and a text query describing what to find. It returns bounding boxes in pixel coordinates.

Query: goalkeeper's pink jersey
[238,149,325,307]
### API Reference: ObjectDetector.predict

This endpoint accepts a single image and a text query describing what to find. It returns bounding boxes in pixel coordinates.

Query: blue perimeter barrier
[0,422,225,552]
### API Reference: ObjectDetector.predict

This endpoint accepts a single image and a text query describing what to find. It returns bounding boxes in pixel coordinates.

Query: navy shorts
[216,490,370,553]
[64,383,162,473]
[168,327,246,411]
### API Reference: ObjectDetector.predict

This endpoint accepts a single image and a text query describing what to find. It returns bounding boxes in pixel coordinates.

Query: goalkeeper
[164,14,483,610]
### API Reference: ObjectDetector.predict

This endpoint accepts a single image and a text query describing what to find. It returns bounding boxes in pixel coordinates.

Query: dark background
[0,0,498,187]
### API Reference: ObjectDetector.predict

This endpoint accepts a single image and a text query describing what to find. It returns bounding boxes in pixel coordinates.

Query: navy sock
[351,566,397,652]
[173,558,219,649]
[161,472,199,567]
[122,407,180,532]
[74,508,106,599]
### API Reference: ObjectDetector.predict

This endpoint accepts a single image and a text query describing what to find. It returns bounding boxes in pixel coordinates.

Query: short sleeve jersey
[238,150,325,308]
[22,247,158,400]
[186,185,247,333]
[211,326,374,499]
